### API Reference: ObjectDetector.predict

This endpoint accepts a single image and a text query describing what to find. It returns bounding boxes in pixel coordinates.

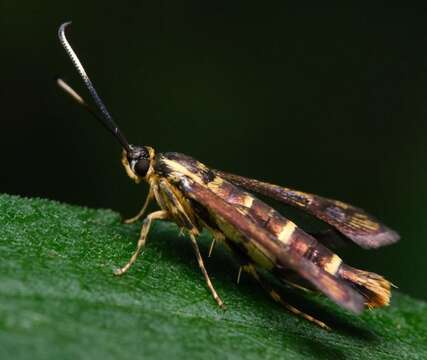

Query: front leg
[115,210,169,275]
[123,188,154,224]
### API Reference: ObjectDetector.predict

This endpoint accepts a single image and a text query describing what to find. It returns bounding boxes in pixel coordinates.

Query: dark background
[2,4,427,300]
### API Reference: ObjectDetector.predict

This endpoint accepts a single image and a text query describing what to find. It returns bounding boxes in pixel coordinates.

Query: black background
[2,3,426,299]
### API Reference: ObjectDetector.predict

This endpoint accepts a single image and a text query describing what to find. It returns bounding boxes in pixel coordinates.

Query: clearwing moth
[57,22,399,329]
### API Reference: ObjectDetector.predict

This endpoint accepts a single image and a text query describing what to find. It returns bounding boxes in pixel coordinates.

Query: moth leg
[236,267,243,284]
[156,179,225,307]
[208,230,225,257]
[244,264,330,330]
[281,278,312,293]
[123,188,154,224]
[115,210,168,276]
[189,232,226,309]
[208,238,216,257]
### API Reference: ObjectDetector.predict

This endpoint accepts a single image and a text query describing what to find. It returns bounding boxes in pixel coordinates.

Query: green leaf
[0,193,426,360]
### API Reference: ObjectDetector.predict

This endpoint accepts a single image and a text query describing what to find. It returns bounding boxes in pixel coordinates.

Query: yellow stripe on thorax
[163,158,205,184]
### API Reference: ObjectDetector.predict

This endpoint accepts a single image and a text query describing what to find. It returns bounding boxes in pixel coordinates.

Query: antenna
[58,21,131,152]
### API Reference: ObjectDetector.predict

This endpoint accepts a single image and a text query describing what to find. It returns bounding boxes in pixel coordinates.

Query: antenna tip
[56,77,65,87]
[58,21,72,37]
[56,78,85,106]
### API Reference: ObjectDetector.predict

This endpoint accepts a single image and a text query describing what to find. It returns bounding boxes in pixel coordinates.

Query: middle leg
[189,232,225,309]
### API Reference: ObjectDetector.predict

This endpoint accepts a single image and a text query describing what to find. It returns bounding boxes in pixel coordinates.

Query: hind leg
[243,264,330,330]
[218,239,329,328]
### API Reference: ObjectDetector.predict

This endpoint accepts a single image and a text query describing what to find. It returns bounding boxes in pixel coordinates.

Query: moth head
[122,145,155,183]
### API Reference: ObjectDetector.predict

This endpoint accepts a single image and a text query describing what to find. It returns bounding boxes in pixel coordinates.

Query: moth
[57,22,399,329]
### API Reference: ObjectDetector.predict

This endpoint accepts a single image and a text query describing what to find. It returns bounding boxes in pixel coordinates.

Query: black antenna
[58,21,131,152]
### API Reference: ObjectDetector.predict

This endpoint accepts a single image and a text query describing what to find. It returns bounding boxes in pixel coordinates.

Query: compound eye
[133,159,150,177]
[133,158,150,177]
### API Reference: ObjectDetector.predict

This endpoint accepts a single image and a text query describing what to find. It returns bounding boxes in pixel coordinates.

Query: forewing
[214,171,399,249]
[177,176,364,314]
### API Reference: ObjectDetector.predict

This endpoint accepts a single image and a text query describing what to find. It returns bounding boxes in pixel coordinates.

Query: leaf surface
[0,194,426,360]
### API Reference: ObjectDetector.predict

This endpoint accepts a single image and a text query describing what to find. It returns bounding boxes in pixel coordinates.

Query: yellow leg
[281,278,312,293]
[115,210,168,276]
[236,267,243,284]
[123,189,154,224]
[208,238,216,257]
[207,230,225,257]
[244,264,330,330]
[189,233,226,309]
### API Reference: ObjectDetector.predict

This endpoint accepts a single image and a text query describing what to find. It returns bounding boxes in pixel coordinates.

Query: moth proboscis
[57,22,400,329]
